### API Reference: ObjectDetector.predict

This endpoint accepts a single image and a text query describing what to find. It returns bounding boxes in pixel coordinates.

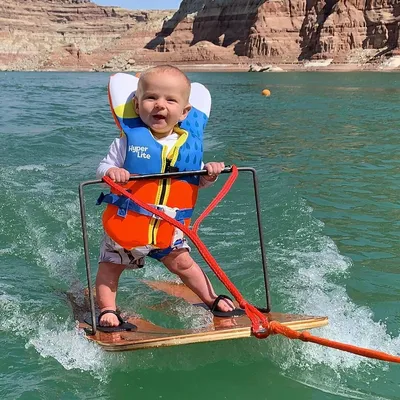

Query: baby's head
[134,65,192,137]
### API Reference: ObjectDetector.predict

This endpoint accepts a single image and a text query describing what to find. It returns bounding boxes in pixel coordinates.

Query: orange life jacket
[99,73,211,250]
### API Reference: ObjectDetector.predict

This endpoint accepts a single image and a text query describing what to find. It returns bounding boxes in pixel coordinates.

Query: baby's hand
[106,167,130,183]
[203,162,225,181]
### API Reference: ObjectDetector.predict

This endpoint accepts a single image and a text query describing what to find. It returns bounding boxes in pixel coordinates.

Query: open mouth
[153,115,166,121]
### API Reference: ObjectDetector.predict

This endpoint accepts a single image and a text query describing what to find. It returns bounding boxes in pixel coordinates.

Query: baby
[96,65,234,328]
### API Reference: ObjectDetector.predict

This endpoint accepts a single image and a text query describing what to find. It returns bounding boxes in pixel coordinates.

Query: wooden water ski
[77,281,328,352]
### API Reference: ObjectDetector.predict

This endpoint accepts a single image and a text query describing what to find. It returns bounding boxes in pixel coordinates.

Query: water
[1,71,399,399]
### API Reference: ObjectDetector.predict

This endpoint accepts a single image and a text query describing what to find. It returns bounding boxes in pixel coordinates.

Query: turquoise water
[1,71,400,399]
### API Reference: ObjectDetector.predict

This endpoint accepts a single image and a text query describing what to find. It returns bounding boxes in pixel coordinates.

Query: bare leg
[95,262,126,326]
[161,249,234,312]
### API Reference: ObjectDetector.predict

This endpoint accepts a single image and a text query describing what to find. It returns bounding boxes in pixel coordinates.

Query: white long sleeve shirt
[96,133,213,188]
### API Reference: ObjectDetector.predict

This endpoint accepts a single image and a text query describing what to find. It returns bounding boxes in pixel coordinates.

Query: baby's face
[134,72,191,137]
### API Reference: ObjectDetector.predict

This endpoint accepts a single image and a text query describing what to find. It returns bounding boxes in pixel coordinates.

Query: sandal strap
[98,309,124,324]
[210,295,233,312]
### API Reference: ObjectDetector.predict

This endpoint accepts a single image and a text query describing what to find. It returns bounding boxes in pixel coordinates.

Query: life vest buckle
[154,205,179,220]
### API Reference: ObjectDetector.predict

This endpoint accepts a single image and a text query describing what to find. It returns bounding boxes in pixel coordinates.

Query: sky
[93,0,182,9]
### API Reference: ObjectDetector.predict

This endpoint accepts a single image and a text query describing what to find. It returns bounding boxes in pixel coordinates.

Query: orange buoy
[261,89,271,97]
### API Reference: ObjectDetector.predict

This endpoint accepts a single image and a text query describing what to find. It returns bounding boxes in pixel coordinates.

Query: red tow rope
[103,166,400,363]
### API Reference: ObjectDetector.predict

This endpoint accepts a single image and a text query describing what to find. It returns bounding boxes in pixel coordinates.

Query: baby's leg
[95,262,126,327]
[161,249,234,312]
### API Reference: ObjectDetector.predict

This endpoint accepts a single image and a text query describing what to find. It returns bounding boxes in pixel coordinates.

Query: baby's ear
[133,96,139,114]
[179,104,192,121]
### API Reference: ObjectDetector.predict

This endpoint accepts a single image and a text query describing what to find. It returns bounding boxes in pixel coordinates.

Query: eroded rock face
[0,0,399,70]
[298,0,400,61]
[152,0,400,63]
[145,0,265,63]
[0,0,173,70]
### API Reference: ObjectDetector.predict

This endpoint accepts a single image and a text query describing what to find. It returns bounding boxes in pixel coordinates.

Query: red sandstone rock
[0,0,398,71]
[0,0,173,70]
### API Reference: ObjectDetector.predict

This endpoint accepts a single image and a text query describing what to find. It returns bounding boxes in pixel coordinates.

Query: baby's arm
[199,161,225,189]
[96,136,130,183]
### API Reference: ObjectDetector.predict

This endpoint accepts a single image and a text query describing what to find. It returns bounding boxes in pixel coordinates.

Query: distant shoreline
[2,62,400,73]
[173,61,400,73]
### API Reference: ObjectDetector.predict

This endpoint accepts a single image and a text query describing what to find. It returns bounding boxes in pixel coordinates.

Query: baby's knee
[163,251,194,274]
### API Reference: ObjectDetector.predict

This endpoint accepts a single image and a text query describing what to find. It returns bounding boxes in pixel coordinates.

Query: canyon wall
[151,0,400,63]
[0,0,173,70]
[0,0,399,70]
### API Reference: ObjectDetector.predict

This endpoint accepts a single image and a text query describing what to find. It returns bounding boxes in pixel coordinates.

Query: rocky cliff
[0,0,173,70]
[0,0,399,71]
[151,0,400,64]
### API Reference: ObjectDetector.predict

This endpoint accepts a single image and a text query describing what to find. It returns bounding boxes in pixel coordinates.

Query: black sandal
[210,295,245,317]
[85,310,137,333]
[195,295,245,318]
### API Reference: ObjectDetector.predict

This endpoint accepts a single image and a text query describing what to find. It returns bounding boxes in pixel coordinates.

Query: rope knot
[253,328,270,339]
[239,300,247,310]
[299,331,311,342]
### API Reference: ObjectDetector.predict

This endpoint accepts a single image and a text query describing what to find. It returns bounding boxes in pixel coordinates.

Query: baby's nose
[154,99,166,109]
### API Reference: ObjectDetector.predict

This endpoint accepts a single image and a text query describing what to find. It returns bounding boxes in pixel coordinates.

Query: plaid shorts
[99,233,191,269]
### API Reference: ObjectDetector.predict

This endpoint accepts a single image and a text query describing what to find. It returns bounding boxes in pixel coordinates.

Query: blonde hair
[136,65,191,102]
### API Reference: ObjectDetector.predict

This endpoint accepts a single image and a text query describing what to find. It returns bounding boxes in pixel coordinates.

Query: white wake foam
[0,291,115,381]
[265,200,400,398]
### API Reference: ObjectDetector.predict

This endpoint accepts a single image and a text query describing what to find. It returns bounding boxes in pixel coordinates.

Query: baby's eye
[167,98,178,103]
